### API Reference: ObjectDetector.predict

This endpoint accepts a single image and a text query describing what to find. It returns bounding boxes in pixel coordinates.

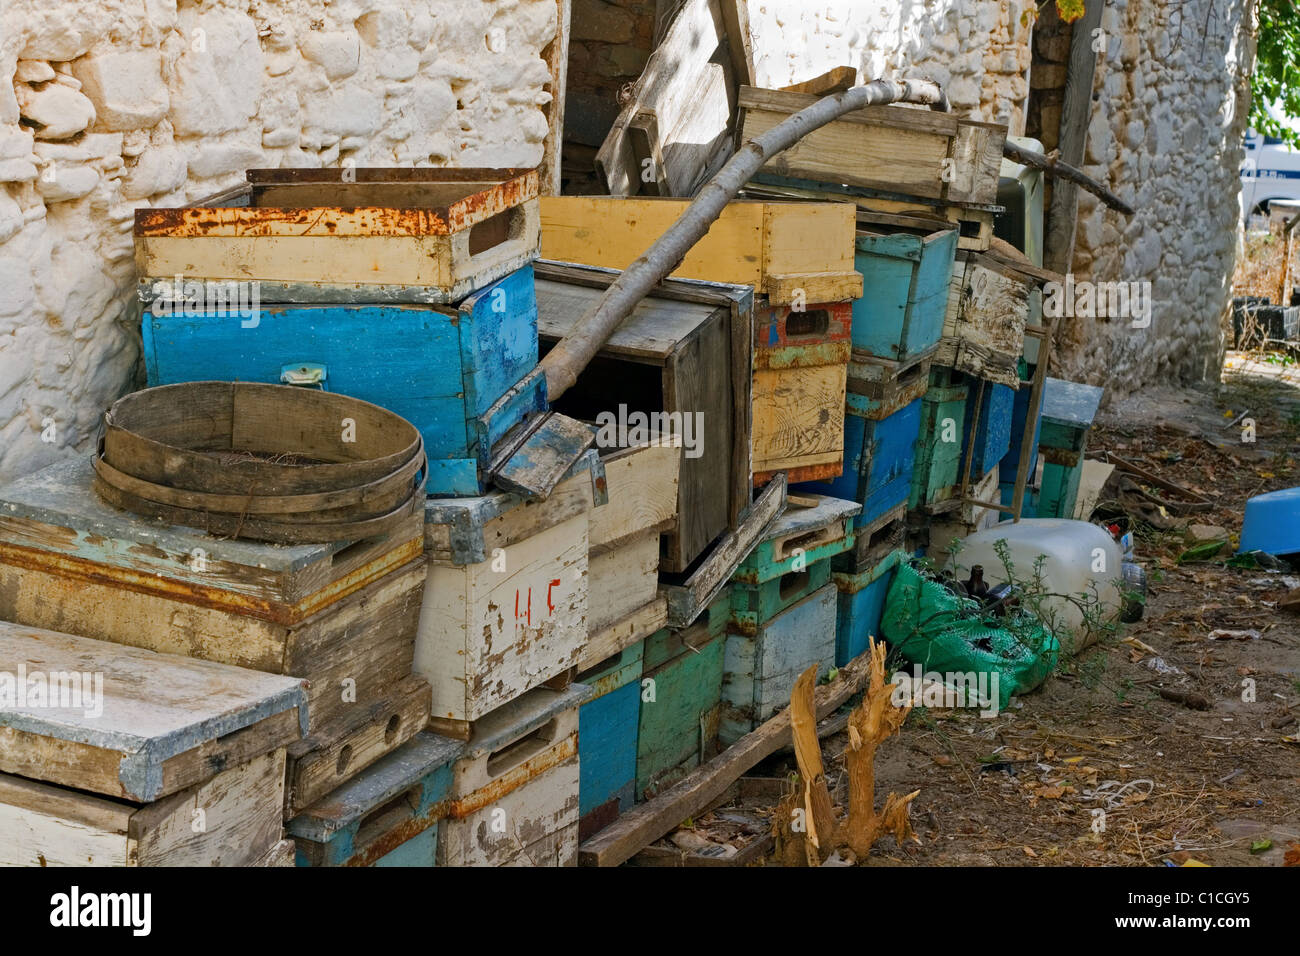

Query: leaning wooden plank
[595,0,737,197]
[661,474,786,629]
[577,650,873,866]
[0,622,306,802]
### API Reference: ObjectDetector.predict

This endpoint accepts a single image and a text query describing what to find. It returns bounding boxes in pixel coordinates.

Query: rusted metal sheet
[135,168,539,237]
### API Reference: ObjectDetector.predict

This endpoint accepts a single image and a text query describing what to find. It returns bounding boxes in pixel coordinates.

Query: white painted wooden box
[419,453,602,724]
[437,685,585,867]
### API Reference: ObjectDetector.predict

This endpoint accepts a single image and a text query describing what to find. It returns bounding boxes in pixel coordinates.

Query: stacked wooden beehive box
[0,621,305,866]
[731,86,1030,656]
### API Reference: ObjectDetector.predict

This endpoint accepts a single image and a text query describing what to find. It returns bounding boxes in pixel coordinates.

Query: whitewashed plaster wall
[0,0,558,481]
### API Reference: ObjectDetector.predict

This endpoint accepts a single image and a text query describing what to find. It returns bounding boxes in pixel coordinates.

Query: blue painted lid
[1239,486,1300,556]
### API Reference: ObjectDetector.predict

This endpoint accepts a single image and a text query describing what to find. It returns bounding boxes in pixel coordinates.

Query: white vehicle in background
[1241,127,1300,226]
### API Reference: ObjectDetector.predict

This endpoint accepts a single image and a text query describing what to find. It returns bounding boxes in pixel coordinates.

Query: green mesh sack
[879,553,1059,709]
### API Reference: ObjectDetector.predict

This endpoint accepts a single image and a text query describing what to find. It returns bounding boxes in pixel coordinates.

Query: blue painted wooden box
[795,397,923,530]
[286,731,463,867]
[720,582,838,745]
[577,640,644,840]
[141,265,542,496]
[852,228,959,363]
[998,371,1042,487]
[833,550,904,667]
[963,381,1014,477]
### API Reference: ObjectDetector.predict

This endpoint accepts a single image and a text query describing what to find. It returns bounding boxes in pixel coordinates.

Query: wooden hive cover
[0,457,422,625]
[0,621,307,802]
[287,731,464,843]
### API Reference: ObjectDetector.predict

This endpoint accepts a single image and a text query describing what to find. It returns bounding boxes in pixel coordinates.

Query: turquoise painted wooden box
[287,731,463,867]
[852,228,959,363]
[636,594,728,800]
[910,367,969,511]
[795,397,923,529]
[720,582,838,745]
[141,265,546,496]
[833,549,904,667]
[729,493,859,631]
[577,640,644,840]
[1036,377,1104,520]
[963,381,1014,477]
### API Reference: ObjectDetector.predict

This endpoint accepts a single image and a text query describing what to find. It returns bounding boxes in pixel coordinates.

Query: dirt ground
[673,352,1300,867]
[852,353,1300,866]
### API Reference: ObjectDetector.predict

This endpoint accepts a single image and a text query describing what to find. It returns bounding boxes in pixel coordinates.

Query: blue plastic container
[1239,486,1300,556]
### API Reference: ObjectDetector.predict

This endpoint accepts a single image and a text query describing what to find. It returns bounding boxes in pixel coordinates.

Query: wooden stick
[1002,140,1135,216]
[1277,212,1300,305]
[577,651,875,867]
[540,78,947,401]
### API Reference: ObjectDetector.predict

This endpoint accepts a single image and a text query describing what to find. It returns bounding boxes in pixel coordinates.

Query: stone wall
[745,0,1034,132]
[0,0,560,482]
[1059,0,1256,393]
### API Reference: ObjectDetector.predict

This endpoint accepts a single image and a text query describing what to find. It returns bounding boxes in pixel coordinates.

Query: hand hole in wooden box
[486,718,558,778]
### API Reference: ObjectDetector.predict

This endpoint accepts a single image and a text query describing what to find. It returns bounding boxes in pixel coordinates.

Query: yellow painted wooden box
[135,168,540,304]
[539,195,861,306]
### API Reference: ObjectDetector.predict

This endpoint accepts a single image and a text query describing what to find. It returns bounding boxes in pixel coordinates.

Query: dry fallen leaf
[1023,845,1037,858]
[1039,786,1065,799]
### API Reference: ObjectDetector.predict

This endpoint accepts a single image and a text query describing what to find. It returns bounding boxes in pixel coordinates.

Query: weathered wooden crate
[419,452,603,728]
[539,196,861,306]
[636,595,728,800]
[0,621,306,802]
[1036,378,1105,521]
[845,350,934,421]
[752,300,852,485]
[833,549,904,667]
[728,494,857,642]
[287,731,463,867]
[577,640,644,839]
[910,367,970,512]
[963,380,1015,477]
[720,582,838,745]
[0,457,429,814]
[795,397,923,530]
[535,261,753,574]
[936,249,1037,388]
[142,266,553,497]
[0,748,288,867]
[728,493,859,633]
[851,227,959,365]
[135,168,540,305]
[737,86,1007,206]
[438,684,585,867]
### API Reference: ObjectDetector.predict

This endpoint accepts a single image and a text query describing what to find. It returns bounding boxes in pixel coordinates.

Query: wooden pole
[1003,140,1134,216]
[1276,211,1300,305]
[539,78,948,401]
[1044,0,1105,274]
